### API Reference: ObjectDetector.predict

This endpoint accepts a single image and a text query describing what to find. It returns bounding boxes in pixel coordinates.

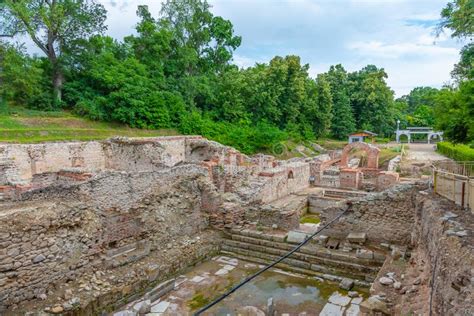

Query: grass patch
[315,139,347,150]
[0,128,178,143]
[0,106,179,143]
[300,215,320,224]
[187,293,210,310]
[378,148,399,166]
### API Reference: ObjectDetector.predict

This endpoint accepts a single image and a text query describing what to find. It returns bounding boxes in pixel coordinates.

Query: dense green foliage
[0,0,473,152]
[434,0,474,146]
[438,0,474,39]
[0,0,107,103]
[437,141,474,161]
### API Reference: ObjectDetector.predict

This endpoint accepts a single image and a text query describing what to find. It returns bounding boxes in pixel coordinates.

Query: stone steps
[222,231,384,283]
[323,189,368,199]
[226,232,384,267]
[220,250,371,287]
[222,242,376,282]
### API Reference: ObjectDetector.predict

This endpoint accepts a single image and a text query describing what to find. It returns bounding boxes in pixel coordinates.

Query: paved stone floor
[115,255,366,315]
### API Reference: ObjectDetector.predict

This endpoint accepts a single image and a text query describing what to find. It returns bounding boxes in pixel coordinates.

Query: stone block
[339,278,354,290]
[356,249,373,259]
[347,233,367,244]
[286,231,309,244]
[317,235,329,245]
[359,296,390,315]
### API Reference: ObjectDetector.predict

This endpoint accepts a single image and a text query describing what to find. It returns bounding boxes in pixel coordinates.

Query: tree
[159,0,241,75]
[452,43,474,82]
[313,74,332,137]
[325,65,356,139]
[404,86,440,114]
[0,0,107,104]
[438,0,473,39]
[434,82,473,143]
[0,42,44,106]
[348,65,395,136]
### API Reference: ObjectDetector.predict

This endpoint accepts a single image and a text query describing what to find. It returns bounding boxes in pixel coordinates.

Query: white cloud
[348,40,458,59]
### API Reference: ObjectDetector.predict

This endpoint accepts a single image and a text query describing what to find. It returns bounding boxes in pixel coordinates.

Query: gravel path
[405,143,447,162]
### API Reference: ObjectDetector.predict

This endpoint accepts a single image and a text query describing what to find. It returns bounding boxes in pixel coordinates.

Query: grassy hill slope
[0,107,179,143]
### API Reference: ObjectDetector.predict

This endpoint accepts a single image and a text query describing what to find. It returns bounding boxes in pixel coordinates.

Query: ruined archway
[340,142,380,169]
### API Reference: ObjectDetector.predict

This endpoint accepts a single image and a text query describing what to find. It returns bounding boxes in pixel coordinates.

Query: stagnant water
[207,270,332,314]
[116,255,367,315]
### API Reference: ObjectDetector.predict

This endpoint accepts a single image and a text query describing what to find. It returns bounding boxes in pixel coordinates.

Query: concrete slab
[215,268,229,276]
[320,303,344,316]
[223,264,235,271]
[345,303,360,316]
[328,292,351,307]
[190,276,205,283]
[150,301,170,313]
[216,256,239,266]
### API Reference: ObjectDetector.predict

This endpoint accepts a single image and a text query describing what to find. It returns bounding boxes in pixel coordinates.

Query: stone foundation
[0,137,471,314]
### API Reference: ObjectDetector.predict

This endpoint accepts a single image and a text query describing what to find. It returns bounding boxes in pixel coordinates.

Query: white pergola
[395,126,443,144]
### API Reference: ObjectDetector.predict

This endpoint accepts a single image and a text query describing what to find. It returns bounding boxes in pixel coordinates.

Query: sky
[27,0,466,97]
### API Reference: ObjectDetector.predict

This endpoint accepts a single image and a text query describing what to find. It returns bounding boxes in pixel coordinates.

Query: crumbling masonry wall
[410,195,473,315]
[0,165,217,311]
[317,184,422,245]
[0,136,314,312]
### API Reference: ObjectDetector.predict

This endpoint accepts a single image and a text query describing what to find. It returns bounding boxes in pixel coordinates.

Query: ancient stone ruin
[0,136,472,315]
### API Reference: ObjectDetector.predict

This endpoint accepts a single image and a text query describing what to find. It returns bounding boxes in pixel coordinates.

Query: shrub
[437,141,474,161]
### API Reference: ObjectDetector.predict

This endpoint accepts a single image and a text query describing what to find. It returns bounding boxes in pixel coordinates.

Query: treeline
[0,0,472,152]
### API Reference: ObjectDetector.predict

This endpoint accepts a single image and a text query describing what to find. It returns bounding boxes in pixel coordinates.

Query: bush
[437,141,474,161]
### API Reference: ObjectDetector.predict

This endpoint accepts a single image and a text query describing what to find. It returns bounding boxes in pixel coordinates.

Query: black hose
[194,206,351,315]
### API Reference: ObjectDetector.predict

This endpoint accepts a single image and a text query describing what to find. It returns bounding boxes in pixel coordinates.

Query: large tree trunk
[52,65,64,103]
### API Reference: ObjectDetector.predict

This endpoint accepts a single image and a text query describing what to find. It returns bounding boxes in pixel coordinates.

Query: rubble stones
[379,277,394,286]
[360,296,390,315]
[32,254,46,263]
[339,278,355,291]
[50,305,64,314]
[348,291,359,298]
[356,249,374,259]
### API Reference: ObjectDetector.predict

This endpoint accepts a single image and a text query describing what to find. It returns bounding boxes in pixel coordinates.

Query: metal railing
[432,161,474,213]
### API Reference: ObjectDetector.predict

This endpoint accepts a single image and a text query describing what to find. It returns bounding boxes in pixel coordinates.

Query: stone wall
[257,161,311,204]
[0,164,217,312]
[0,137,207,187]
[410,194,473,315]
[317,184,424,245]
[0,141,106,185]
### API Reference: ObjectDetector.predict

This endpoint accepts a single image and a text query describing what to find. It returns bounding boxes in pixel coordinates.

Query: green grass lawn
[378,147,400,166]
[300,214,321,224]
[0,107,179,143]
[314,139,347,150]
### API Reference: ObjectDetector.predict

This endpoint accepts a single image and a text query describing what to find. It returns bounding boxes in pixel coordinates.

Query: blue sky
[74,1,466,96]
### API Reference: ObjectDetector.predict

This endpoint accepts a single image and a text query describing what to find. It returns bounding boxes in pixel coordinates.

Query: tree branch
[14,10,49,56]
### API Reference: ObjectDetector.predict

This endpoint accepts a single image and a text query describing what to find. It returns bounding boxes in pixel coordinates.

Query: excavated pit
[0,137,472,315]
